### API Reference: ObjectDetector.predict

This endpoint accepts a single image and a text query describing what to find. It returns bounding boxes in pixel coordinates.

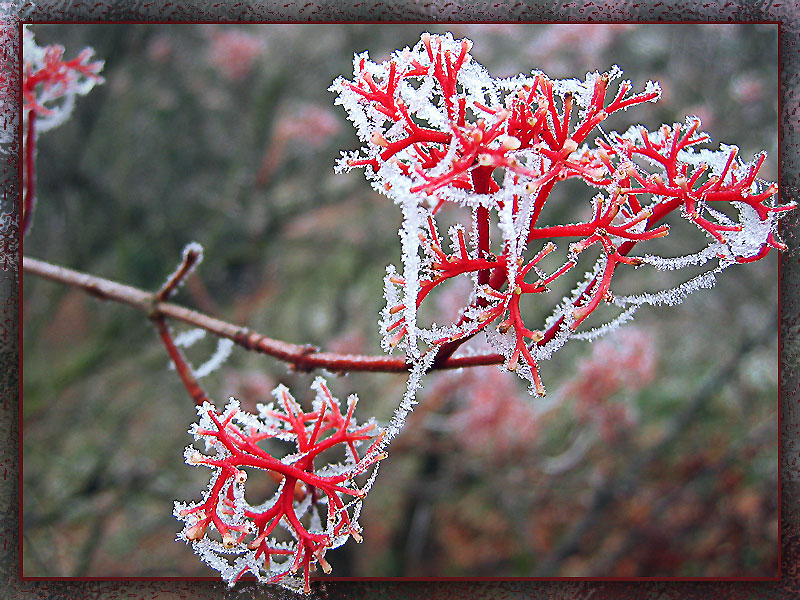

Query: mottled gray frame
[3,2,799,600]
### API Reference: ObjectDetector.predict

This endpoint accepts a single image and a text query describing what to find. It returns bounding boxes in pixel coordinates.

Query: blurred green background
[22,24,779,578]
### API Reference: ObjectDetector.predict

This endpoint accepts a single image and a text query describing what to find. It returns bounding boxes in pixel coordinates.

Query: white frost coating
[382,349,438,445]
[642,80,662,103]
[399,199,425,358]
[678,144,739,178]
[174,328,206,347]
[727,201,777,259]
[571,305,639,341]
[194,338,234,378]
[613,268,722,308]
[498,186,519,285]
[637,245,721,270]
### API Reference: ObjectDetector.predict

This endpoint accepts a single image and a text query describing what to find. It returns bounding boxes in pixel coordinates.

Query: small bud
[319,555,333,574]
[651,174,664,187]
[562,138,578,154]
[571,306,590,328]
[569,239,592,255]
[185,520,209,541]
[388,326,407,348]
[476,309,495,323]
[235,470,247,484]
[222,533,237,549]
[370,131,389,147]
[624,256,644,267]
[248,536,263,550]
[533,376,546,397]
[477,154,494,166]
[499,135,522,151]
[507,349,520,372]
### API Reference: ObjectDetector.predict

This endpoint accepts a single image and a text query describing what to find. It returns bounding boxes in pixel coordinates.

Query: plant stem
[152,315,210,406]
[22,110,36,237]
[23,256,506,375]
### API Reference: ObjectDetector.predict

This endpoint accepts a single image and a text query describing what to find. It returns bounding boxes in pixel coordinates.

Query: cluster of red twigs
[21,27,103,235]
[332,32,791,395]
[174,378,385,593]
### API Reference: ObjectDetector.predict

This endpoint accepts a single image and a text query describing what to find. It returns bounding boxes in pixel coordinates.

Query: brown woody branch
[23,255,506,374]
[150,245,212,406]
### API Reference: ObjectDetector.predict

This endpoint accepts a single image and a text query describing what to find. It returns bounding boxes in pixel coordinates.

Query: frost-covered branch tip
[22,25,104,235]
[175,377,385,594]
[331,32,793,397]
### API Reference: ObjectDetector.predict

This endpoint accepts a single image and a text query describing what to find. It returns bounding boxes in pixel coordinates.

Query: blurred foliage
[22,24,779,579]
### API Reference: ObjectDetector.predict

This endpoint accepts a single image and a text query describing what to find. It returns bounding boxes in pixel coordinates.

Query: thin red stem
[22,109,36,237]
[471,166,495,285]
[152,316,210,406]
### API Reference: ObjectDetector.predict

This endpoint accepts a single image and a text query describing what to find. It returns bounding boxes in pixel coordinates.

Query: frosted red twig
[21,26,103,236]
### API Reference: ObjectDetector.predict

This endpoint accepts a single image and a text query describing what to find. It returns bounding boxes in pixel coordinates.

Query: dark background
[21,24,780,579]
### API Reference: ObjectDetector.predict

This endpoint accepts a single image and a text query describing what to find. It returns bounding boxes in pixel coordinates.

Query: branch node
[233,327,253,350]
[291,344,322,372]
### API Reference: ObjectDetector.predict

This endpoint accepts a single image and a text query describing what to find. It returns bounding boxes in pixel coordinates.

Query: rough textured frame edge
[3,3,799,600]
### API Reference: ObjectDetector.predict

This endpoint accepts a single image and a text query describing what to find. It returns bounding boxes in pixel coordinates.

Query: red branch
[23,256,506,376]
[22,110,36,237]
[152,316,210,406]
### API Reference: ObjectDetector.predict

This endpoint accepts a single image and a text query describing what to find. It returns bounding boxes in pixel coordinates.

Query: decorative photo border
[3,2,799,600]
